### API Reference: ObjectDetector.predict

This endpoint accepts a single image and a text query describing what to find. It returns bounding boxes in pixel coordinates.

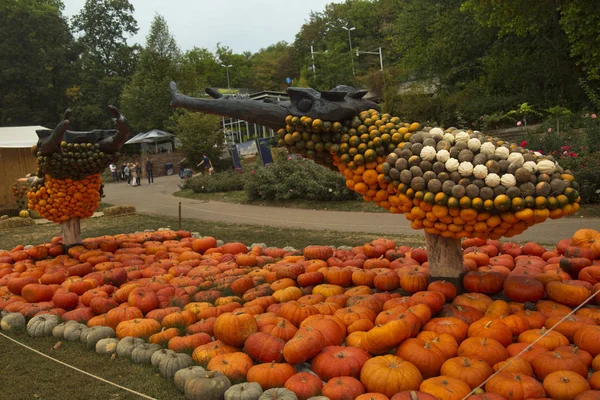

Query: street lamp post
[220,64,233,89]
[356,47,384,71]
[342,25,356,77]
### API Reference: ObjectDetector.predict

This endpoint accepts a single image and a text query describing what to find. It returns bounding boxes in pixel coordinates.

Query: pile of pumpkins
[278,111,580,240]
[2,229,600,399]
[27,173,103,223]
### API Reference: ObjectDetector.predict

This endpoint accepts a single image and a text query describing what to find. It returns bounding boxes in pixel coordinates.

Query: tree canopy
[3,0,600,132]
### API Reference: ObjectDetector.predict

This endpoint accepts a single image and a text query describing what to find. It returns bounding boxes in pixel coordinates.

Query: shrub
[244,159,359,201]
[186,171,246,193]
[103,205,136,216]
[560,154,600,204]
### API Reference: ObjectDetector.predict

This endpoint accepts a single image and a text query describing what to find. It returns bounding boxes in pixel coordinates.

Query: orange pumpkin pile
[278,111,580,240]
[27,174,102,223]
[2,229,600,399]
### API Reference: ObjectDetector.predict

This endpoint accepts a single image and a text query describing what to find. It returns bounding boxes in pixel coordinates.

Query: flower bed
[2,230,600,399]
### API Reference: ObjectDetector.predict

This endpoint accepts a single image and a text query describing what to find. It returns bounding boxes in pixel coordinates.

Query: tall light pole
[356,47,384,71]
[310,45,327,80]
[342,25,356,76]
[220,64,233,89]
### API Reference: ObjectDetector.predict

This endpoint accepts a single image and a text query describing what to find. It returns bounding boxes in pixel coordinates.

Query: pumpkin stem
[561,376,569,383]
[484,320,493,328]
[410,391,418,400]
[463,358,471,367]
[424,341,430,349]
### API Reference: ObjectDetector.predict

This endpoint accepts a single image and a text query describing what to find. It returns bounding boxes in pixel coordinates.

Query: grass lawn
[0,212,425,250]
[173,188,600,219]
[0,331,183,400]
[174,189,387,213]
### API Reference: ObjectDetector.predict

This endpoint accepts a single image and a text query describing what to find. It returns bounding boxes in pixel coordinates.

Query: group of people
[109,158,154,186]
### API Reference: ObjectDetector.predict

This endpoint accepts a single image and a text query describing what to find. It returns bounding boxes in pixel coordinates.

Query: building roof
[125,129,175,144]
[0,126,48,148]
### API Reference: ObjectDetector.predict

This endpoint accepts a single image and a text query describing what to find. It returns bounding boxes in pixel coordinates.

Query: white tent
[125,129,175,152]
[0,125,48,148]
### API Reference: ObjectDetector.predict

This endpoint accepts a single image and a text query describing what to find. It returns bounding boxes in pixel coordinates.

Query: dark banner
[230,145,243,170]
[256,137,274,165]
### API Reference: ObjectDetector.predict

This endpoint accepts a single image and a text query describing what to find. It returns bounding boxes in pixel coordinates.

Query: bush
[244,159,359,201]
[103,205,136,216]
[185,171,246,193]
[560,154,600,204]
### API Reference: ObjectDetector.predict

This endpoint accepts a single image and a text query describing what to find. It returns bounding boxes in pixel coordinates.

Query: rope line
[461,286,600,400]
[0,332,157,400]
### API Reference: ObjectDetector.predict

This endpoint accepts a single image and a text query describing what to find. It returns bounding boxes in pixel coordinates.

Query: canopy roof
[0,126,49,148]
[125,129,175,144]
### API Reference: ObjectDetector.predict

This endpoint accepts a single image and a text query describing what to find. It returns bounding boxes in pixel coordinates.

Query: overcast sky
[61,0,342,54]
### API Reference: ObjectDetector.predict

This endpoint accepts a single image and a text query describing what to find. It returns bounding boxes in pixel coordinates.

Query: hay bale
[0,217,35,229]
[102,205,136,217]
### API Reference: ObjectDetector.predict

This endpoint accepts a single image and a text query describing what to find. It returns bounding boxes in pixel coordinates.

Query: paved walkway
[102,175,600,245]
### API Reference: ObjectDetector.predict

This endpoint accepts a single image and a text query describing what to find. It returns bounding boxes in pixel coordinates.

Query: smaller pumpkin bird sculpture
[27,106,130,243]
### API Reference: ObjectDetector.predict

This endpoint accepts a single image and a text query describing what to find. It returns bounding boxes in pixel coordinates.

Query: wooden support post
[424,232,465,293]
[62,217,81,247]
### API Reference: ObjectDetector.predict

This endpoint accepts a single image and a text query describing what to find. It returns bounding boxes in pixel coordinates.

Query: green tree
[69,0,139,129]
[168,110,223,166]
[215,44,253,90]
[559,0,600,81]
[120,14,181,132]
[0,0,76,126]
[461,0,593,103]
[250,41,295,91]
[178,48,222,95]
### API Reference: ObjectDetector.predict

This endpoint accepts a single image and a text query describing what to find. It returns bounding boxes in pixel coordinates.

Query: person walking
[124,163,131,185]
[120,163,126,181]
[130,163,137,186]
[135,162,142,186]
[197,154,213,176]
[109,163,118,182]
[146,158,154,184]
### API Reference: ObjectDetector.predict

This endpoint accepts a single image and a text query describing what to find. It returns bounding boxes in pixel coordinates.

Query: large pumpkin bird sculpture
[171,82,580,283]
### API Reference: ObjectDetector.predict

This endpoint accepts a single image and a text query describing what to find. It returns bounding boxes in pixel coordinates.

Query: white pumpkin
[436,149,450,163]
[1,313,26,332]
[473,165,488,179]
[480,142,496,156]
[537,159,556,174]
[429,127,444,139]
[420,146,437,161]
[445,158,460,172]
[443,133,455,144]
[523,161,538,173]
[467,138,481,152]
[500,174,517,187]
[458,161,474,177]
[507,152,524,167]
[485,173,501,188]
[27,314,61,337]
[495,146,510,160]
[455,131,469,143]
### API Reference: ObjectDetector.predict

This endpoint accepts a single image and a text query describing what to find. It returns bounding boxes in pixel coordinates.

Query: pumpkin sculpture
[27,106,130,245]
[169,83,580,283]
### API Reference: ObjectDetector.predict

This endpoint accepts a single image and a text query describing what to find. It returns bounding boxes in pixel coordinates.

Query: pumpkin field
[2,229,600,400]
